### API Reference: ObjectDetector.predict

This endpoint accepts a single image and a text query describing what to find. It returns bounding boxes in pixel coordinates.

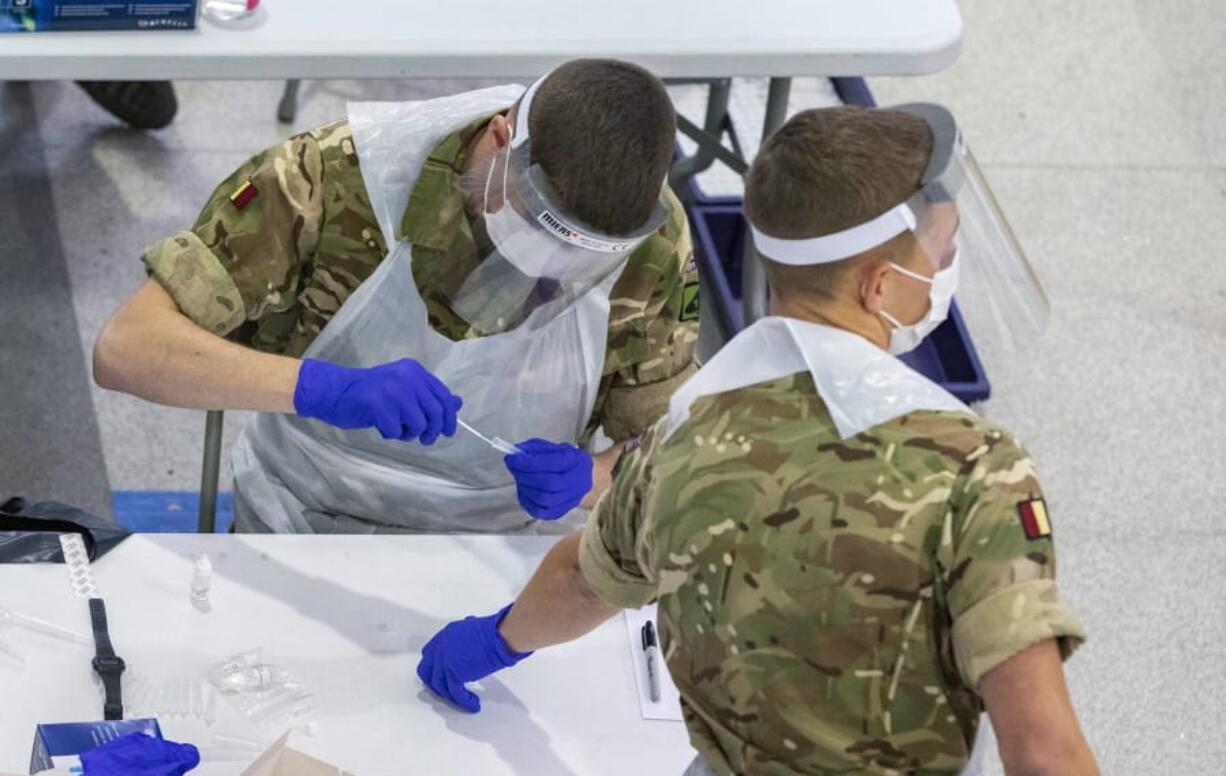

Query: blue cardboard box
[29,719,162,774]
[0,0,198,32]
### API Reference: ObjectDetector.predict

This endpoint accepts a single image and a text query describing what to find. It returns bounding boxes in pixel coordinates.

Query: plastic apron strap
[960,714,992,776]
[348,85,525,247]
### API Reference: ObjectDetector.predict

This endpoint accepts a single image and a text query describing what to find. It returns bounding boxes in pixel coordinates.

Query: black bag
[0,497,131,564]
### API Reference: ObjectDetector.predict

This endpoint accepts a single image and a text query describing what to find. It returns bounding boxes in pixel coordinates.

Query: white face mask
[878,248,961,355]
[485,145,595,280]
[483,147,551,278]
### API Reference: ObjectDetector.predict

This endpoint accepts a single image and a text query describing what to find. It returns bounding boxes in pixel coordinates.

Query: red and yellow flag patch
[229,180,258,210]
[1016,498,1052,540]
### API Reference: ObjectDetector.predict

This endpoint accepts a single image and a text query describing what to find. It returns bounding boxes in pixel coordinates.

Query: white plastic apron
[667,316,988,775]
[231,85,621,534]
[667,316,970,441]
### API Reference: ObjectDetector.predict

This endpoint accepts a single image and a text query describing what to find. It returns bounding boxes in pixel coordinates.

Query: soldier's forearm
[581,442,626,510]
[94,279,299,413]
[499,532,620,654]
[983,640,1099,776]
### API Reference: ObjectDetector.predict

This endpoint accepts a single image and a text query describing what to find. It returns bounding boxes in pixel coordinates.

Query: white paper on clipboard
[624,605,683,721]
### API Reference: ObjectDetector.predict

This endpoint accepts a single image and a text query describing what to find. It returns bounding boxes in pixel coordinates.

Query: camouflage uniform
[579,372,1086,775]
[141,115,699,442]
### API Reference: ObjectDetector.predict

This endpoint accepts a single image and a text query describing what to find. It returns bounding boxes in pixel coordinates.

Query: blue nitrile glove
[81,732,200,776]
[293,358,462,444]
[504,438,594,520]
[416,604,532,713]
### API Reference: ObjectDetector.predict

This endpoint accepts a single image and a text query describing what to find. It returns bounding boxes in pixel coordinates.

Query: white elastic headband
[751,202,918,266]
[511,72,550,149]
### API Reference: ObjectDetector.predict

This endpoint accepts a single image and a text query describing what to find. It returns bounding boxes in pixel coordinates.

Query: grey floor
[870,1,1226,773]
[0,0,1222,772]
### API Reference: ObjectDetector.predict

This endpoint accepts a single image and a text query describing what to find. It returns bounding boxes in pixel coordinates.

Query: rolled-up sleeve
[578,425,665,608]
[140,131,324,346]
[945,437,1086,689]
[142,230,246,336]
[952,578,1086,688]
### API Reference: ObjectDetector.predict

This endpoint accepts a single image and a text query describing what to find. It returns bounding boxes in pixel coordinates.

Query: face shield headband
[748,102,1050,368]
[749,103,965,266]
[449,72,673,335]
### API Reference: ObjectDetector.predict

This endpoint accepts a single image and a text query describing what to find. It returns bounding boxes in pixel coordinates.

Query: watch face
[93,655,126,672]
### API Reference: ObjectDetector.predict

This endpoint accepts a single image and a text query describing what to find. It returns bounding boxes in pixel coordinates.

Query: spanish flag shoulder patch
[1016,497,1052,540]
[229,180,258,210]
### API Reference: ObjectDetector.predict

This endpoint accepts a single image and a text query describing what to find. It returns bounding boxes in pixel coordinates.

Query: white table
[0,0,961,80]
[0,534,695,775]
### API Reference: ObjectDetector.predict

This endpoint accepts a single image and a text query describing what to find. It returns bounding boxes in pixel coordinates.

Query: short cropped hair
[530,59,676,236]
[744,107,933,300]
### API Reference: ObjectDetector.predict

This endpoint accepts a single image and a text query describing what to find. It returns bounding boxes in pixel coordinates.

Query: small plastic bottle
[201,0,260,23]
[191,554,213,613]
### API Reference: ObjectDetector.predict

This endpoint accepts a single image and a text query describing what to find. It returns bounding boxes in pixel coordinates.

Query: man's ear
[488,113,513,150]
[858,260,893,315]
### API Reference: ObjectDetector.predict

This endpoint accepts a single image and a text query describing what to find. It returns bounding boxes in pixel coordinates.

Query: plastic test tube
[0,606,90,645]
[457,419,523,455]
[204,683,218,726]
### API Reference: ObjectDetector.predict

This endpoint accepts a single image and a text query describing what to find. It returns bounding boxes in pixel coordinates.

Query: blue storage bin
[687,202,991,404]
[690,203,747,334]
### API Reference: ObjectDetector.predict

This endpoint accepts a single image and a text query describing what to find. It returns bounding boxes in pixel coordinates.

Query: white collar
[667,317,971,440]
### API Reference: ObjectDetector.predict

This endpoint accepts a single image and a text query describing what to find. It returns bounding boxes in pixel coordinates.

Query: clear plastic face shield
[448,74,671,335]
[751,102,1048,365]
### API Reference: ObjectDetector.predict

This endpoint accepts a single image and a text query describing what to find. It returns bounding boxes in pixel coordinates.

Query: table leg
[277,80,301,124]
[198,410,224,534]
[831,76,877,108]
[740,77,792,325]
[669,78,733,198]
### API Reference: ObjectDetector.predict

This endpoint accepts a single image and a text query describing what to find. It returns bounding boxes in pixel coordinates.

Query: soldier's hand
[293,358,462,444]
[504,439,594,520]
[416,604,531,713]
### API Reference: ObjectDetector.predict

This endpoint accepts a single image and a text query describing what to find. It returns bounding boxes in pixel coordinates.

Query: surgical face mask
[482,147,563,279]
[879,248,960,355]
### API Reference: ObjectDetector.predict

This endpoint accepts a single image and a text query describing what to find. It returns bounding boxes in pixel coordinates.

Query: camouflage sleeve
[597,188,701,442]
[578,420,667,608]
[140,131,325,344]
[943,434,1086,689]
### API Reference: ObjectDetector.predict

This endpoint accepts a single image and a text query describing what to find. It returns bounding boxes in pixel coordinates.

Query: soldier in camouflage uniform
[95,60,699,532]
[416,107,1098,775]
[138,115,697,442]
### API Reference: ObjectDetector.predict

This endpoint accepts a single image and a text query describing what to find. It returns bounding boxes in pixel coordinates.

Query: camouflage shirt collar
[396,112,500,248]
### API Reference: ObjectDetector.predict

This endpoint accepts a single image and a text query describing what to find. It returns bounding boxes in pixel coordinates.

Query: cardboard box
[28,719,163,774]
[241,733,355,776]
[0,0,198,32]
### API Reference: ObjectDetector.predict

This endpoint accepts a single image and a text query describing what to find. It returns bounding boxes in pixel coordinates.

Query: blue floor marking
[111,491,234,533]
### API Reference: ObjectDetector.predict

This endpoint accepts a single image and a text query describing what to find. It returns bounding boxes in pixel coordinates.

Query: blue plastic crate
[687,202,991,404]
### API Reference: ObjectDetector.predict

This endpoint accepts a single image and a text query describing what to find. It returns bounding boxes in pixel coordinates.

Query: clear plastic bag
[205,649,317,730]
[0,498,130,563]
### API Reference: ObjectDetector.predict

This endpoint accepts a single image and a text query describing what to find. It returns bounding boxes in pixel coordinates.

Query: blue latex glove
[416,604,532,713]
[293,358,462,444]
[80,732,200,775]
[504,438,594,520]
